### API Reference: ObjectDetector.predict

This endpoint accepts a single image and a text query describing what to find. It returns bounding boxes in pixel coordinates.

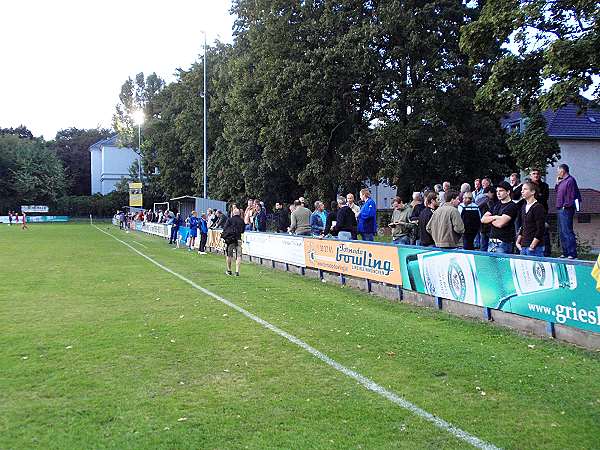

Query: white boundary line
[94,225,500,450]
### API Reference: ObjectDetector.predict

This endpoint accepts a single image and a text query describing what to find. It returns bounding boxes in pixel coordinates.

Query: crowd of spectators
[116,163,582,259]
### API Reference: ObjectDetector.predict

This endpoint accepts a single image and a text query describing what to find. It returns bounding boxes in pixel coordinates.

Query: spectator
[475,178,492,205]
[426,190,464,249]
[473,178,483,199]
[516,182,546,257]
[212,210,227,229]
[119,210,125,229]
[358,188,377,241]
[332,196,357,240]
[389,196,413,245]
[418,192,438,247]
[439,181,451,205]
[169,212,182,245]
[252,201,267,232]
[478,186,497,252]
[459,192,481,250]
[324,200,339,237]
[198,213,208,254]
[555,163,581,259]
[274,202,290,233]
[346,193,360,218]
[310,201,326,236]
[459,182,471,202]
[509,172,522,201]
[222,207,245,276]
[244,200,254,231]
[289,199,311,236]
[529,167,551,257]
[206,208,215,228]
[481,181,518,254]
[409,192,425,223]
[188,211,199,251]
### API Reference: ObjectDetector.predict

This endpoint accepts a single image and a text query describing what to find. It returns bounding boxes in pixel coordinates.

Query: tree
[50,127,113,196]
[0,125,35,140]
[460,0,599,114]
[0,134,66,212]
[373,0,512,194]
[506,109,561,174]
[113,72,165,150]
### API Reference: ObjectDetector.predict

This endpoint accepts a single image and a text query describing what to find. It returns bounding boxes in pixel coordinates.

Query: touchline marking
[94,225,500,450]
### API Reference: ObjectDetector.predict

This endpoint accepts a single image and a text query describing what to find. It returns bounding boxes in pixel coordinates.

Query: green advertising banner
[398,247,600,334]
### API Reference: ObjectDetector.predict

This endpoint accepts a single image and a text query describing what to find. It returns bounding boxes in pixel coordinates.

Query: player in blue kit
[188,211,199,251]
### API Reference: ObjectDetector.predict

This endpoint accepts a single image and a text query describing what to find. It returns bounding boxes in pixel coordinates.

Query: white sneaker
[198,251,207,255]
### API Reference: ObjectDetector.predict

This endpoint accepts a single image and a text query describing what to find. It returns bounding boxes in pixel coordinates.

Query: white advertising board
[141,223,171,238]
[242,232,306,267]
[21,205,49,213]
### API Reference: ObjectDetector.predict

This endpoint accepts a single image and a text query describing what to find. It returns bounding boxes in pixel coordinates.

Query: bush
[53,192,128,217]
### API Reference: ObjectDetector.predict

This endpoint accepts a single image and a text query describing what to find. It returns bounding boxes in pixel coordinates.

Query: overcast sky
[0,0,235,139]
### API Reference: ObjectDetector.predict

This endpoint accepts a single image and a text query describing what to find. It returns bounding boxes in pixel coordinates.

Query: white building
[89,136,139,195]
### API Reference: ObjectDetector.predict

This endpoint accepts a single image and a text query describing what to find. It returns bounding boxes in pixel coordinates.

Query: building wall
[548,140,600,190]
[90,148,102,194]
[99,145,139,195]
[366,181,397,210]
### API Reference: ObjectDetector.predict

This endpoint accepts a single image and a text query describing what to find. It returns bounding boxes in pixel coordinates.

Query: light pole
[133,110,145,182]
[200,30,208,199]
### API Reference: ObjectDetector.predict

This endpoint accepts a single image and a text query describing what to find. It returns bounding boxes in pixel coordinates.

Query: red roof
[548,188,600,214]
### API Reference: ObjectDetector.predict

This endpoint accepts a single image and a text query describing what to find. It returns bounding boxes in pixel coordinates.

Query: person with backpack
[221,207,245,276]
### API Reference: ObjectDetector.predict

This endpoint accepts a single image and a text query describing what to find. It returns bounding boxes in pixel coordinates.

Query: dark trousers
[199,232,207,252]
[169,226,179,243]
[463,232,477,250]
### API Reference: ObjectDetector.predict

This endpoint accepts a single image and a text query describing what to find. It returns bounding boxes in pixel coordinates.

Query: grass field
[1,223,600,449]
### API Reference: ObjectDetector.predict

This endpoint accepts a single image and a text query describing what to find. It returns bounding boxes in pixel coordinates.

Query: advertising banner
[1,215,68,223]
[398,247,600,333]
[242,232,306,267]
[142,223,170,238]
[129,182,143,207]
[304,238,402,285]
[21,205,49,213]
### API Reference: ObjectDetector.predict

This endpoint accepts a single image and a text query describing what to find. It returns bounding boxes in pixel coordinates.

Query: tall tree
[113,72,165,150]
[0,134,66,212]
[460,0,599,113]
[50,127,113,196]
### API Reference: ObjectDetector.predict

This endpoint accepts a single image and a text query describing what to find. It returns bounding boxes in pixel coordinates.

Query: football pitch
[2,224,600,449]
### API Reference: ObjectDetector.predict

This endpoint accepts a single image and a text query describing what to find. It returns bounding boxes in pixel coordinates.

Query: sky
[0,0,235,139]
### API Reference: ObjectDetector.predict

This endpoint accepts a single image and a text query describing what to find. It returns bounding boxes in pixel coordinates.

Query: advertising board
[242,232,306,267]
[304,238,402,285]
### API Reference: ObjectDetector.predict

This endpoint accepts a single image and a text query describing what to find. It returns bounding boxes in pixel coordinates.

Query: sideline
[94,225,500,450]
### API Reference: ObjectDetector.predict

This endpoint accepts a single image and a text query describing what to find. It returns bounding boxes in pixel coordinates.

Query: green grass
[1,223,600,449]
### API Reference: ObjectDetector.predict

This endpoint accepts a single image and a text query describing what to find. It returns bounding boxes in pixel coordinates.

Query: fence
[114,219,600,347]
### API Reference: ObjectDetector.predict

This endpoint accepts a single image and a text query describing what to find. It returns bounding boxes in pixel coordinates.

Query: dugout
[169,196,227,218]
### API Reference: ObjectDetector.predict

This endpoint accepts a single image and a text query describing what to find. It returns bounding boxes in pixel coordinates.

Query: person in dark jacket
[274,202,290,233]
[418,192,438,247]
[169,212,182,244]
[332,197,357,240]
[478,186,497,252]
[516,181,547,257]
[252,201,267,232]
[211,210,227,229]
[459,192,481,250]
[324,201,339,236]
[222,208,246,276]
[198,213,208,254]
[529,168,551,256]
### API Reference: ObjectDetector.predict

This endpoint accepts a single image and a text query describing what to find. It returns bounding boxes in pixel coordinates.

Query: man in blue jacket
[358,188,377,241]
[169,212,182,245]
[310,201,326,236]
